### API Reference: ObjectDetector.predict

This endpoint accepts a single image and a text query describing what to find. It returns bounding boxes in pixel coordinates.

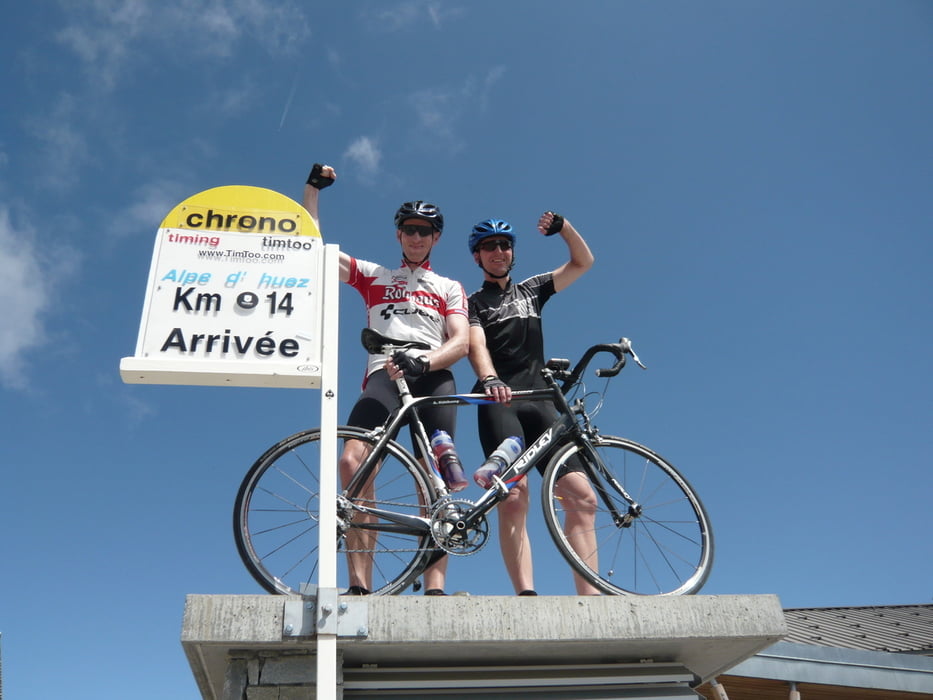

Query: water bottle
[473,436,524,489]
[430,430,468,492]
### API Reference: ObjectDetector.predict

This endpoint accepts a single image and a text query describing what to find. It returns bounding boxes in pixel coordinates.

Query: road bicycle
[234,329,713,597]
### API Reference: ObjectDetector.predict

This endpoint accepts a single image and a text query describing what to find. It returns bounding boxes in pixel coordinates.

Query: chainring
[429,498,489,555]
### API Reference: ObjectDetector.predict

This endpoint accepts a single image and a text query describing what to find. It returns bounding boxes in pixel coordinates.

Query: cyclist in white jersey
[304,164,469,596]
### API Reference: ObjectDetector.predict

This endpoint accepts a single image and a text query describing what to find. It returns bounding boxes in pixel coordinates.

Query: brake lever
[620,337,647,370]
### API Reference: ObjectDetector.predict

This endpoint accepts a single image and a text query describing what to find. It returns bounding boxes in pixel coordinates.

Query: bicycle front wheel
[234,426,438,596]
[541,435,713,596]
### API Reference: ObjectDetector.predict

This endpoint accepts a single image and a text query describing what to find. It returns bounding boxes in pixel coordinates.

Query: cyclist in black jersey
[467,212,600,595]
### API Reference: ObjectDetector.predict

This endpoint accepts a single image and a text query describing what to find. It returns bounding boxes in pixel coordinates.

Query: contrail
[279,74,298,130]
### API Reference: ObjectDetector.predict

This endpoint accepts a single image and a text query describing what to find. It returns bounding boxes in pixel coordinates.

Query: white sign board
[120,185,326,388]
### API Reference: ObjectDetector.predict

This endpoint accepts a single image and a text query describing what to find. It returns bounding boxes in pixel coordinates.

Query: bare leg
[497,477,535,593]
[340,438,376,591]
[417,456,447,592]
[555,471,600,595]
[422,555,448,592]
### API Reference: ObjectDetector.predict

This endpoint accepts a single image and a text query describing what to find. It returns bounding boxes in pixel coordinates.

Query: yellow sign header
[160,185,321,237]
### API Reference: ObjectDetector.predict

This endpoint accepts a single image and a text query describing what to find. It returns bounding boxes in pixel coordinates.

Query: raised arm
[302,163,352,282]
[537,211,594,293]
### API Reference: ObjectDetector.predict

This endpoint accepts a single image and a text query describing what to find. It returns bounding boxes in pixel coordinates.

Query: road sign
[120,185,328,388]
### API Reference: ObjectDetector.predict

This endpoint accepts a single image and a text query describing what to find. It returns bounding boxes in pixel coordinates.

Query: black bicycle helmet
[469,218,515,252]
[394,201,444,233]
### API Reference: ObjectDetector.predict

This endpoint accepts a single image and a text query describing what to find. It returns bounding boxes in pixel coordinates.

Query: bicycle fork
[578,436,643,528]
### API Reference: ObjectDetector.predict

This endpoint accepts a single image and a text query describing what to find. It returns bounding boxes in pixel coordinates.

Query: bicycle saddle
[360,328,431,355]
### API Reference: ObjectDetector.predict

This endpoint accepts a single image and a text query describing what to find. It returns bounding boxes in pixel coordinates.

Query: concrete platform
[182,593,786,698]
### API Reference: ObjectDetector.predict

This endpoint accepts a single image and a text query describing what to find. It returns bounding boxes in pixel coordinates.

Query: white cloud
[55,0,147,91]
[56,0,312,91]
[108,180,193,238]
[408,67,506,154]
[162,0,312,58]
[482,66,507,103]
[0,207,53,389]
[343,136,382,180]
[363,1,464,32]
[367,2,422,31]
[212,81,261,117]
[28,94,90,190]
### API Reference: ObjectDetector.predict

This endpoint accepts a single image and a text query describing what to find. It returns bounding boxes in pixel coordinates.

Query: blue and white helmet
[468,218,515,252]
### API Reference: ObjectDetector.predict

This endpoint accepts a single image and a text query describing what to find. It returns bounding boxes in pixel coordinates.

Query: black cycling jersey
[469,272,582,476]
[467,273,555,389]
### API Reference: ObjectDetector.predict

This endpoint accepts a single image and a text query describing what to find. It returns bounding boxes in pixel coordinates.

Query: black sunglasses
[400,224,435,238]
[477,239,513,252]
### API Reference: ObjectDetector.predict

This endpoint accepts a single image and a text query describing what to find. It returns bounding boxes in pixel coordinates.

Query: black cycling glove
[482,375,509,392]
[306,163,335,190]
[392,351,429,377]
[544,212,564,236]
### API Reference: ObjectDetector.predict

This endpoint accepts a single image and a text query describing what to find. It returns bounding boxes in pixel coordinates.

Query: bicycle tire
[234,426,438,596]
[541,435,713,596]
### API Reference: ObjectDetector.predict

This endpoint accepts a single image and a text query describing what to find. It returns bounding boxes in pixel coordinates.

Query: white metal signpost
[120,185,340,698]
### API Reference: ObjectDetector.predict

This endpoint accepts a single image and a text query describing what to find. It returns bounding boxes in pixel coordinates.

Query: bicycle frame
[340,353,639,544]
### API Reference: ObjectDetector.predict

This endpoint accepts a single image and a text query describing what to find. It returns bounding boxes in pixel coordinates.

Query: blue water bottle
[473,436,524,488]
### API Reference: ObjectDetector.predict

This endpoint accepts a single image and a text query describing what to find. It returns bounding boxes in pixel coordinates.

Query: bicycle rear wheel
[541,435,713,595]
[234,426,438,596]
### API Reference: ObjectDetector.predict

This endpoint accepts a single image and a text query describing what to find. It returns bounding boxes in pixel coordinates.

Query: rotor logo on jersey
[382,283,407,301]
[412,292,441,309]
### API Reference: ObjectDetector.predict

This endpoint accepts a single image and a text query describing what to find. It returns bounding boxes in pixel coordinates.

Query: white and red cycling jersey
[347,257,468,377]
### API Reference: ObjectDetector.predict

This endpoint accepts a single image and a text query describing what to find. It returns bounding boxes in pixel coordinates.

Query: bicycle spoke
[235,428,437,596]
[270,462,319,498]
[542,436,712,595]
[255,484,319,517]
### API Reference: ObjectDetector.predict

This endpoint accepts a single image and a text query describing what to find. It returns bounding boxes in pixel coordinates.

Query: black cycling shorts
[475,390,584,477]
[347,369,456,460]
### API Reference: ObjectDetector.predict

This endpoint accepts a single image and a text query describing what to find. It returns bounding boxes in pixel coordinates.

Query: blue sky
[1,1,931,697]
